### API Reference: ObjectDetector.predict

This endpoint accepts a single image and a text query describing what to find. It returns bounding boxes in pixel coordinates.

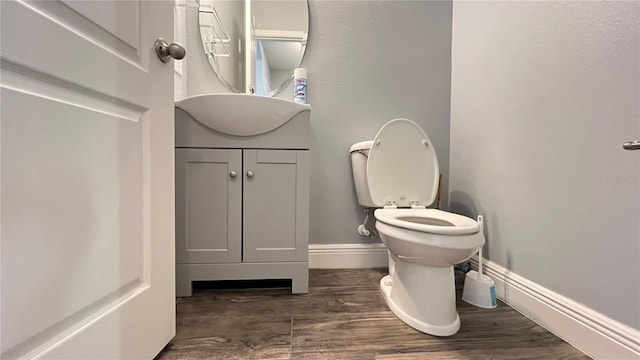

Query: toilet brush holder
[461,270,497,309]
[461,215,497,309]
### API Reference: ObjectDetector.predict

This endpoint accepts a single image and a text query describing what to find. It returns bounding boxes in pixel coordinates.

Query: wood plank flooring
[156,269,590,359]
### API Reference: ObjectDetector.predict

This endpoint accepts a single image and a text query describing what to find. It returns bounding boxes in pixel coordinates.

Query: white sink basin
[175,94,311,137]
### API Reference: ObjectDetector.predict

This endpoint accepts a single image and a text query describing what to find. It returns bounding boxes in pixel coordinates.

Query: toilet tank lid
[350,140,373,153]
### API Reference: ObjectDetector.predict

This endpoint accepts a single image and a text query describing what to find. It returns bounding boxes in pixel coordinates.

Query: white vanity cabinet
[174,96,311,297]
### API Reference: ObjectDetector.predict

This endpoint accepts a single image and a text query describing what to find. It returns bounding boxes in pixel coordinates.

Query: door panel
[1,89,145,353]
[1,1,175,358]
[61,0,140,50]
[1,1,148,102]
[176,149,242,264]
[243,150,309,262]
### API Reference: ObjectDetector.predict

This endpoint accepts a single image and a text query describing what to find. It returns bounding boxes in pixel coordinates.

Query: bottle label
[294,79,306,104]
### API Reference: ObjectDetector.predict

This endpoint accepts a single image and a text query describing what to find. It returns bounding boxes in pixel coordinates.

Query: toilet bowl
[350,118,484,336]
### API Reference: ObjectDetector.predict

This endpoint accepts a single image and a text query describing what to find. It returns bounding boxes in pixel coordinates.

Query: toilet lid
[367,118,439,208]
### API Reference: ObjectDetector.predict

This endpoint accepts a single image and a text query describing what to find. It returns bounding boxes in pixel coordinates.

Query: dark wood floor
[156,269,590,359]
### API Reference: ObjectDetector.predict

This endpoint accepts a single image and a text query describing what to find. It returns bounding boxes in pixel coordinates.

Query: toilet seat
[375,208,479,236]
[366,118,439,208]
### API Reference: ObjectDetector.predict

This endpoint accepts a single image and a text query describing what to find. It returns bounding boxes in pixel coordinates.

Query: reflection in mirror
[199,0,245,93]
[198,0,309,97]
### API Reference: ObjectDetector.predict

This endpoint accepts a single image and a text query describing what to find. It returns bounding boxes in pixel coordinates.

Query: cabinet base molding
[176,262,309,297]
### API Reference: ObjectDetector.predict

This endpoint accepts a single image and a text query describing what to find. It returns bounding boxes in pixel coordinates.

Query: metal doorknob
[155,38,186,63]
[246,171,254,178]
[623,141,640,150]
[229,171,237,178]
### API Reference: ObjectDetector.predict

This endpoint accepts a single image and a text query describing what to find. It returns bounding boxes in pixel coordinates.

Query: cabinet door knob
[246,170,254,178]
[229,171,237,178]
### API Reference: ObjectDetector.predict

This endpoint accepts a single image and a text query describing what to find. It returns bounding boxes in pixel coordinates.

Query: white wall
[183,0,453,245]
[450,1,640,329]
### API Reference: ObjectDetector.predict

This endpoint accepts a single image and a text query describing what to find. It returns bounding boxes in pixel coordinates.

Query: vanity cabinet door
[242,149,309,262]
[176,149,242,263]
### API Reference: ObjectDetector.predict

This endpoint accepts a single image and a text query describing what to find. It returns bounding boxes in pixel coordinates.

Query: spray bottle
[293,68,307,104]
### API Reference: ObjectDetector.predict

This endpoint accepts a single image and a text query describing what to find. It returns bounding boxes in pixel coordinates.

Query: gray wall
[449,1,640,329]
[183,0,454,245]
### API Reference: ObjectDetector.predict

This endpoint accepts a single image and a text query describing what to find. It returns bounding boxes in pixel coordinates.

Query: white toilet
[350,118,485,336]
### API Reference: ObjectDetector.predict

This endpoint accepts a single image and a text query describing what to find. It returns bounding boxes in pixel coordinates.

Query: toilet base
[379,263,460,336]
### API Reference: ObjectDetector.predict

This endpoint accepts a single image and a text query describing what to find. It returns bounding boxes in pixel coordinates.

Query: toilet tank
[350,140,376,208]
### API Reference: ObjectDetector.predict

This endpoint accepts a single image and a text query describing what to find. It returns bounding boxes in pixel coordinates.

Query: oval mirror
[198,0,309,97]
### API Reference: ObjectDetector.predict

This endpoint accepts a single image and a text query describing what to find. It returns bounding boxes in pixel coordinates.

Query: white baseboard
[308,243,388,269]
[469,256,640,360]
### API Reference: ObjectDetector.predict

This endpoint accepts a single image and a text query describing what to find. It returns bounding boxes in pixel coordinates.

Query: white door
[1,1,176,358]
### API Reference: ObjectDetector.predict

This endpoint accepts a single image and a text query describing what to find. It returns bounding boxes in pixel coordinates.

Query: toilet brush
[461,215,497,309]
